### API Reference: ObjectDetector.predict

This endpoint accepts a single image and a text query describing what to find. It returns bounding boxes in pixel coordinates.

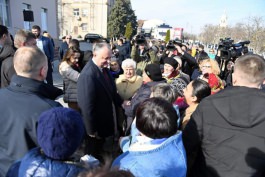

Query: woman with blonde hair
[199,58,223,94]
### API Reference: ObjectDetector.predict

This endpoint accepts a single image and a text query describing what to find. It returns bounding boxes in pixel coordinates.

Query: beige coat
[116,74,143,100]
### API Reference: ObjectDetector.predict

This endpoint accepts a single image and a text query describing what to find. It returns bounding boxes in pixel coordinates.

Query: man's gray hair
[14,29,36,48]
[93,42,111,53]
[122,58,136,69]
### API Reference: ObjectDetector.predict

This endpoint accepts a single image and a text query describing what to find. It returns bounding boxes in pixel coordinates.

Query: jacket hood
[210,86,265,128]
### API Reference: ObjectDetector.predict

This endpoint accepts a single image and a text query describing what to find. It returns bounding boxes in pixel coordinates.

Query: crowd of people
[0,24,264,177]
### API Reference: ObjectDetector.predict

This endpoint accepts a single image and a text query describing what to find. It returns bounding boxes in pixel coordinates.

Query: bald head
[14,47,48,81]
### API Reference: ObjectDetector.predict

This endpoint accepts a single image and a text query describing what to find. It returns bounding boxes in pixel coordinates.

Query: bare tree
[199,16,265,54]
[230,23,247,41]
[245,16,265,54]
[199,24,218,45]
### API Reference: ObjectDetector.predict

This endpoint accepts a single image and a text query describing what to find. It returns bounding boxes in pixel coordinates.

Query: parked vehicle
[84,33,109,43]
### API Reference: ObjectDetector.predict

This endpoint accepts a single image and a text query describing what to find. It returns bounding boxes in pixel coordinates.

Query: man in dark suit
[77,42,122,161]
[59,34,72,60]
[32,25,54,85]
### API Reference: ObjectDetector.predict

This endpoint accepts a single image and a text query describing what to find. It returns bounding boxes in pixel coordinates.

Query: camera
[166,40,176,51]
[218,38,250,60]
[166,39,184,51]
[140,53,150,62]
[135,34,146,45]
[172,39,183,47]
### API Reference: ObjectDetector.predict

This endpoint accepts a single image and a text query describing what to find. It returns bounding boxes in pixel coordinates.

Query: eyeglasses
[66,38,72,39]
[201,65,211,68]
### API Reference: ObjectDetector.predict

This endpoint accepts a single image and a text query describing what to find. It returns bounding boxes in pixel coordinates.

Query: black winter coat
[182,86,265,177]
[0,75,62,176]
[181,52,197,77]
[77,60,122,137]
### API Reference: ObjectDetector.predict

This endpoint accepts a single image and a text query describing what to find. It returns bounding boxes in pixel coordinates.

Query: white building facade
[152,23,172,40]
[58,0,115,39]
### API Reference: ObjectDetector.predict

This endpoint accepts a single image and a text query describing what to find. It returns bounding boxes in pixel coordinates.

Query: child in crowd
[151,83,180,120]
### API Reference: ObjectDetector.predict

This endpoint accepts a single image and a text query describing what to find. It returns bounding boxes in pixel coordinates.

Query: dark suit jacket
[59,42,68,60]
[40,36,54,61]
[77,59,122,137]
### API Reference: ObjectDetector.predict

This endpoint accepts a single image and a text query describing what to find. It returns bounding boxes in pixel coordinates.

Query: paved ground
[53,41,93,107]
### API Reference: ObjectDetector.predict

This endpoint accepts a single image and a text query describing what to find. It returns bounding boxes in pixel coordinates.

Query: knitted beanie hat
[37,107,85,160]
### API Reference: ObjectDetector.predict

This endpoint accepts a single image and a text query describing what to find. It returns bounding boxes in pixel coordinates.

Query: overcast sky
[130,0,265,34]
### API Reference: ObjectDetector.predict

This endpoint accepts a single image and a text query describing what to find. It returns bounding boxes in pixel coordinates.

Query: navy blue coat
[59,41,69,60]
[40,35,54,61]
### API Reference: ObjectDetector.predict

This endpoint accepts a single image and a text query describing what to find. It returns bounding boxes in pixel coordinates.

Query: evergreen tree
[165,30,171,43]
[124,22,133,39]
[108,0,137,38]
[124,0,137,37]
